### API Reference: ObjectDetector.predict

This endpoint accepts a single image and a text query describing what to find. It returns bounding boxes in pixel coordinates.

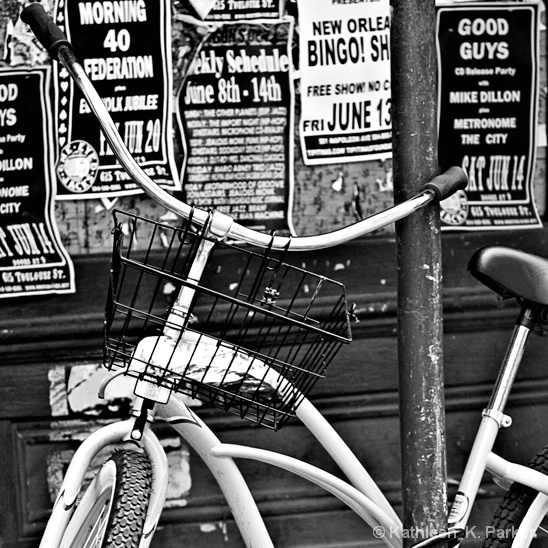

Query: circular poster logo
[440,190,468,226]
[57,140,99,193]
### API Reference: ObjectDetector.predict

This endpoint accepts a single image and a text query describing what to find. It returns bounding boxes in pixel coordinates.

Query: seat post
[487,306,534,414]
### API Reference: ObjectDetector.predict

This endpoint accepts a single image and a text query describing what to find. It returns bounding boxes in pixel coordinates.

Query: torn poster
[177,18,295,233]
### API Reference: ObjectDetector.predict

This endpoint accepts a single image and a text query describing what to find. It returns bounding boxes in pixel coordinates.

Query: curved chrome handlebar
[59,42,456,251]
[60,47,438,250]
[20,2,468,251]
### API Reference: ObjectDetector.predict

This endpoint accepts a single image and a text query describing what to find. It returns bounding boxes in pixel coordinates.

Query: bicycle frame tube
[164,209,234,336]
[486,453,548,496]
[133,211,229,403]
[479,455,548,548]
[296,398,401,526]
[448,309,533,531]
[157,396,276,548]
[211,443,402,548]
[161,394,402,548]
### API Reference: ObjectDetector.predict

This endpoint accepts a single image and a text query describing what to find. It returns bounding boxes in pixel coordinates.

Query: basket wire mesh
[103,210,352,430]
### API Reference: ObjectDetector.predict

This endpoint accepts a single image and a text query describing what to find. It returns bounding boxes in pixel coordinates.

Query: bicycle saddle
[468,246,548,306]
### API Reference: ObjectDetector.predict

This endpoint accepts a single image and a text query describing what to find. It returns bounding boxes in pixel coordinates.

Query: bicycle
[19,3,548,548]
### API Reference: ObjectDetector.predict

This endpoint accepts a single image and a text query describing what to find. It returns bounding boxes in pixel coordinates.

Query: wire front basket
[104,211,352,430]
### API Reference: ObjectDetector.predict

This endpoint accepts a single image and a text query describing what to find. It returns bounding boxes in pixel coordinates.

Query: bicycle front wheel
[483,445,548,548]
[61,449,152,548]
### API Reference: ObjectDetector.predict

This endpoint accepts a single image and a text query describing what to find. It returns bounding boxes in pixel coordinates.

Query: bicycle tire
[483,445,548,548]
[61,449,152,548]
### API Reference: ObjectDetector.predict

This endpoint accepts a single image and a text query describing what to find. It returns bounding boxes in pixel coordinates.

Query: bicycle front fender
[40,419,168,548]
[40,420,137,548]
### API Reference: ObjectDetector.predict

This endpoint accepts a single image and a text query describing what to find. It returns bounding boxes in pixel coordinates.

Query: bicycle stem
[163,210,232,336]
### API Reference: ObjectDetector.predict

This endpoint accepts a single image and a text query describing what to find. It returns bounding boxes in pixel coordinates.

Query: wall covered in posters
[0,0,545,297]
[0,3,547,547]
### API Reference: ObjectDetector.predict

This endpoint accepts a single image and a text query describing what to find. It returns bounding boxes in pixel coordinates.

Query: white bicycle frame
[40,390,397,548]
[22,9,540,548]
[40,373,548,548]
[40,233,548,548]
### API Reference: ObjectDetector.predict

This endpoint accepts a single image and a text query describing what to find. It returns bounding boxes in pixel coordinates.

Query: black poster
[178,20,294,233]
[53,0,178,198]
[0,68,74,297]
[437,1,541,229]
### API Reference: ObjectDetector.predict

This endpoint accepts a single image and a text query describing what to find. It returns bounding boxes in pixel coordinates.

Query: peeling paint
[159,210,178,222]
[163,440,192,507]
[331,171,344,192]
[200,523,218,533]
[199,521,229,541]
[221,521,229,541]
[45,427,192,506]
[65,364,200,416]
[100,197,118,212]
[427,344,441,367]
[48,366,69,417]
[163,281,177,295]
[67,364,135,415]
[375,167,393,192]
[421,262,442,284]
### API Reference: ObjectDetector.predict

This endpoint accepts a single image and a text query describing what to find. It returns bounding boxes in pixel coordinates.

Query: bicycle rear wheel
[61,449,152,548]
[483,445,548,548]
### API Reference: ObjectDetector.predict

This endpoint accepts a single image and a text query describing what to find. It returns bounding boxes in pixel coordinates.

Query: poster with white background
[298,0,392,165]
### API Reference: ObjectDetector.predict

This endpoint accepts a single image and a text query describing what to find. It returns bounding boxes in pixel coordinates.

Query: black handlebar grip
[20,2,71,60]
[422,166,468,202]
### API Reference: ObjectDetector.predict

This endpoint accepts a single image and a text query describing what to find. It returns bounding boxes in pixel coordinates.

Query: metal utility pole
[391,1,447,545]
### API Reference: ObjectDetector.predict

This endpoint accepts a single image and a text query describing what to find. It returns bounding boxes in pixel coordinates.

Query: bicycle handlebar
[20,1,468,251]
[422,166,467,202]
[20,2,71,59]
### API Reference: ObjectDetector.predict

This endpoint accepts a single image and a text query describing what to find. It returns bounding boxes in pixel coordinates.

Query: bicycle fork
[39,398,169,548]
[448,306,548,534]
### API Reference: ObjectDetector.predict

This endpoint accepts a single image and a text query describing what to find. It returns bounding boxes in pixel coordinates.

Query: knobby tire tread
[100,449,152,548]
[483,444,548,548]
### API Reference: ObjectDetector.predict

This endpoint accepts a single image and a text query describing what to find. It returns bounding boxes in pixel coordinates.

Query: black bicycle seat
[468,246,548,306]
